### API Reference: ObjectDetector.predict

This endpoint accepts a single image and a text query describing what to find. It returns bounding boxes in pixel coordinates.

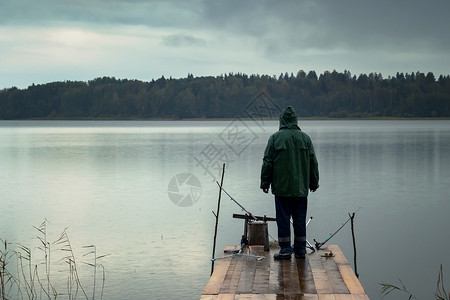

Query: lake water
[0,120,449,300]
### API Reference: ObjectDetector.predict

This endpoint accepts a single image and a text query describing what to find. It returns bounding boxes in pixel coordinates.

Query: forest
[1,70,449,119]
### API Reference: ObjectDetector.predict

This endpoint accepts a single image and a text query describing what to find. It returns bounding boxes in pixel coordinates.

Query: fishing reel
[314,239,325,250]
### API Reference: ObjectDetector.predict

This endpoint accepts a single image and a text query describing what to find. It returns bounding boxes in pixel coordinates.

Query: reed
[0,238,11,300]
[0,220,109,300]
[380,265,449,300]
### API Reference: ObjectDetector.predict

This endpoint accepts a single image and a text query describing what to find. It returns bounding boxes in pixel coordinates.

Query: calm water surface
[0,120,449,300]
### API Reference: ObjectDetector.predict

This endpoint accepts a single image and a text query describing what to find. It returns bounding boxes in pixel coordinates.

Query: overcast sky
[1,0,449,89]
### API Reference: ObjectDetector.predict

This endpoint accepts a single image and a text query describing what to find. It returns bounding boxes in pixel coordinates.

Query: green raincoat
[260,106,319,197]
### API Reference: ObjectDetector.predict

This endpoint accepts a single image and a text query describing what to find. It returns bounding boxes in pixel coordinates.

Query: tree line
[1,70,449,119]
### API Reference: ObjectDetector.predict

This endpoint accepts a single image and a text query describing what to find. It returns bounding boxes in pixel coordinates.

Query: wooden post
[243,218,248,245]
[211,163,226,276]
[349,212,359,278]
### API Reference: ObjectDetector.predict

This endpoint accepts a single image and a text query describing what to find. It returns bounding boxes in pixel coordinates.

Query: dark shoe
[274,252,291,260]
[294,253,305,259]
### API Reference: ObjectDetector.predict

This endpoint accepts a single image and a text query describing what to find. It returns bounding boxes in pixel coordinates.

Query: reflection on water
[0,120,449,300]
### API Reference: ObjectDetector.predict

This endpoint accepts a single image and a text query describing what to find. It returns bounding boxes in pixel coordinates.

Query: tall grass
[380,264,449,300]
[0,220,109,300]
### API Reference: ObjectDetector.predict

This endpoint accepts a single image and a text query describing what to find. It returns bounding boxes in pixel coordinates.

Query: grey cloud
[7,0,447,61]
[2,0,450,88]
[161,33,206,47]
[0,0,198,28]
[315,1,450,49]
[196,0,450,53]
[4,0,449,53]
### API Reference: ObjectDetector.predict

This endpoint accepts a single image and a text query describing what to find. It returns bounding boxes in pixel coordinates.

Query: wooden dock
[202,244,369,300]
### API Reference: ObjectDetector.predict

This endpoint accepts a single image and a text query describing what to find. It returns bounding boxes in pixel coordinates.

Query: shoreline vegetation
[0,221,108,300]
[1,70,449,120]
[1,116,450,122]
[380,265,449,300]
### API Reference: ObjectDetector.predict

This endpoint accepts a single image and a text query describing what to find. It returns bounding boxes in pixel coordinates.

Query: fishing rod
[216,180,315,252]
[214,180,258,221]
[214,180,279,244]
[212,239,265,261]
[314,207,361,250]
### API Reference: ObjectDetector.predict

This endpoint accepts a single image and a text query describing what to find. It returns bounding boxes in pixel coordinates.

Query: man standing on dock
[260,106,319,259]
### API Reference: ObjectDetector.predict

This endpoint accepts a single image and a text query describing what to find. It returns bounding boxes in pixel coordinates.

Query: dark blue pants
[275,196,308,255]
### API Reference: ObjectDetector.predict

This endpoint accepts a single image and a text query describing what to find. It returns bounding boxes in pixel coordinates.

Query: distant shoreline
[1,117,450,121]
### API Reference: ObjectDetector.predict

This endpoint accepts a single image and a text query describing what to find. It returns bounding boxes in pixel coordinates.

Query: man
[260,106,319,259]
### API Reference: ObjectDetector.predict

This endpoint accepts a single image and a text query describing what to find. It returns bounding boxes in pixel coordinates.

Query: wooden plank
[234,295,277,299]
[297,255,317,294]
[220,256,245,294]
[233,214,276,222]
[301,295,320,300]
[337,265,365,295]
[200,295,218,299]
[203,245,369,300]
[233,295,253,300]
[203,257,233,295]
[236,256,258,294]
[312,268,333,294]
[204,246,239,295]
[268,248,283,295]
[327,245,348,265]
[217,294,236,300]
[308,249,333,294]
[200,295,234,300]
[350,295,370,300]
[318,294,336,300]
[251,249,271,294]
[281,258,301,295]
[334,295,356,300]
[327,245,365,295]
[322,256,350,294]
[219,255,238,293]
[335,295,369,300]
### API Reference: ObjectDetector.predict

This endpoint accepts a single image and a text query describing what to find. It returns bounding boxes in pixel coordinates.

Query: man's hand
[262,188,269,194]
[310,189,317,192]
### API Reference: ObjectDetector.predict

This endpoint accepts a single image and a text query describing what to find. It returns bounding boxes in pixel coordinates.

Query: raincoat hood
[279,106,300,130]
[261,105,319,197]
